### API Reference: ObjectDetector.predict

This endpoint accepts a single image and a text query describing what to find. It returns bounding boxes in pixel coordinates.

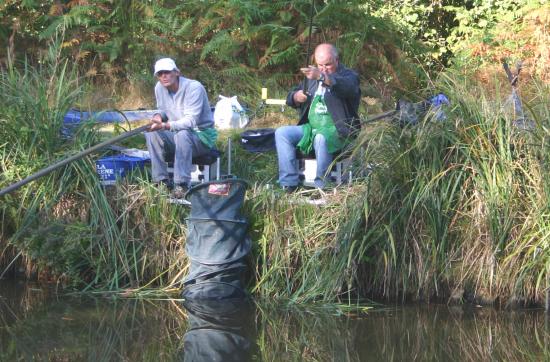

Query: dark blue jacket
[286,63,361,138]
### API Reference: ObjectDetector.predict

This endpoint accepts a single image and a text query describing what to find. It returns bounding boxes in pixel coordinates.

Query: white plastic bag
[120,148,150,159]
[213,95,249,129]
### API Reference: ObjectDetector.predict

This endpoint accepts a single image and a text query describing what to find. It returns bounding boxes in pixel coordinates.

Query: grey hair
[329,45,339,60]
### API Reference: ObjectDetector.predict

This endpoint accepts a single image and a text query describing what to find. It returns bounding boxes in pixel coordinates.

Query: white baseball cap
[154,58,179,76]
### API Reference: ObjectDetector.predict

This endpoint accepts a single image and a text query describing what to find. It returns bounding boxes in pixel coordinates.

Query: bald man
[275,43,360,191]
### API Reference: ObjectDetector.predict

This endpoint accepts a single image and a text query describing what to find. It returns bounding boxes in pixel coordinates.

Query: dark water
[1,280,549,361]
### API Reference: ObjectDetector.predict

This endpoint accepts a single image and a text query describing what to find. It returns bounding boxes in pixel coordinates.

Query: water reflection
[0,282,188,361]
[180,299,255,361]
[1,280,550,361]
[353,305,550,361]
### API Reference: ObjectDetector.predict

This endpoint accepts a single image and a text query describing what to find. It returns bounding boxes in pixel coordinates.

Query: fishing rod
[302,0,315,94]
[363,109,398,124]
[360,97,428,126]
[0,124,151,197]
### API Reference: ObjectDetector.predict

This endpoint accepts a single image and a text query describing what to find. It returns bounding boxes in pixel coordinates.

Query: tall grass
[235,70,550,306]
[339,71,550,304]
[2,38,550,306]
[0,41,91,279]
[0,42,189,292]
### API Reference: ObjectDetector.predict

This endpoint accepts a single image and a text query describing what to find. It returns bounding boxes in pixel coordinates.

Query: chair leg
[330,158,352,186]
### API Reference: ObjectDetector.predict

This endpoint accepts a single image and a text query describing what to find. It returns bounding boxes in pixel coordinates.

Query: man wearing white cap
[145,57,217,198]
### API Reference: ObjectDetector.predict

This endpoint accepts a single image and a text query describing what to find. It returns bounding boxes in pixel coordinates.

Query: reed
[0,43,187,291]
[237,71,550,305]
[2,40,550,306]
[343,71,550,304]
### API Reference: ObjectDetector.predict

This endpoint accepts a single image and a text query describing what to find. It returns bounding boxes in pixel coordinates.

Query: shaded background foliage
[1,0,546,104]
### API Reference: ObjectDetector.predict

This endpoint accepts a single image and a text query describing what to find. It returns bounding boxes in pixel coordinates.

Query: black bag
[240,128,275,152]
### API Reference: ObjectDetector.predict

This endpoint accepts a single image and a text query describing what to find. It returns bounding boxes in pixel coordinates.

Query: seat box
[298,158,352,187]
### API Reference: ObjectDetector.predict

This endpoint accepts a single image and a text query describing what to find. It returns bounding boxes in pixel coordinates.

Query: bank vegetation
[1,1,549,306]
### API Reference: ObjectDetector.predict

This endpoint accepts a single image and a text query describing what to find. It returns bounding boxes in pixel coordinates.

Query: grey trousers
[144,129,211,185]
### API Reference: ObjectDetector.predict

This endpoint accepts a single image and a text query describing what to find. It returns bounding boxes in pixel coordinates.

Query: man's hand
[148,113,167,132]
[300,65,322,80]
[293,90,308,104]
[300,65,331,87]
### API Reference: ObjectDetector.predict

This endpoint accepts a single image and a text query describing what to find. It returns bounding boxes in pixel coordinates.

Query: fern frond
[200,30,239,63]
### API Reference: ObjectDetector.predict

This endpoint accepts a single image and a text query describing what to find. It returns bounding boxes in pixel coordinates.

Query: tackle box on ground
[95,154,150,185]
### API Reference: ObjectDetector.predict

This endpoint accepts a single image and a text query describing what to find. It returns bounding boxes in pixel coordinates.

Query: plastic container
[95,154,150,185]
[62,109,159,137]
[61,110,89,137]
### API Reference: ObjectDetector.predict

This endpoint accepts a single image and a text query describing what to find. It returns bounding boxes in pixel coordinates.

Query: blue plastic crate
[95,154,149,185]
